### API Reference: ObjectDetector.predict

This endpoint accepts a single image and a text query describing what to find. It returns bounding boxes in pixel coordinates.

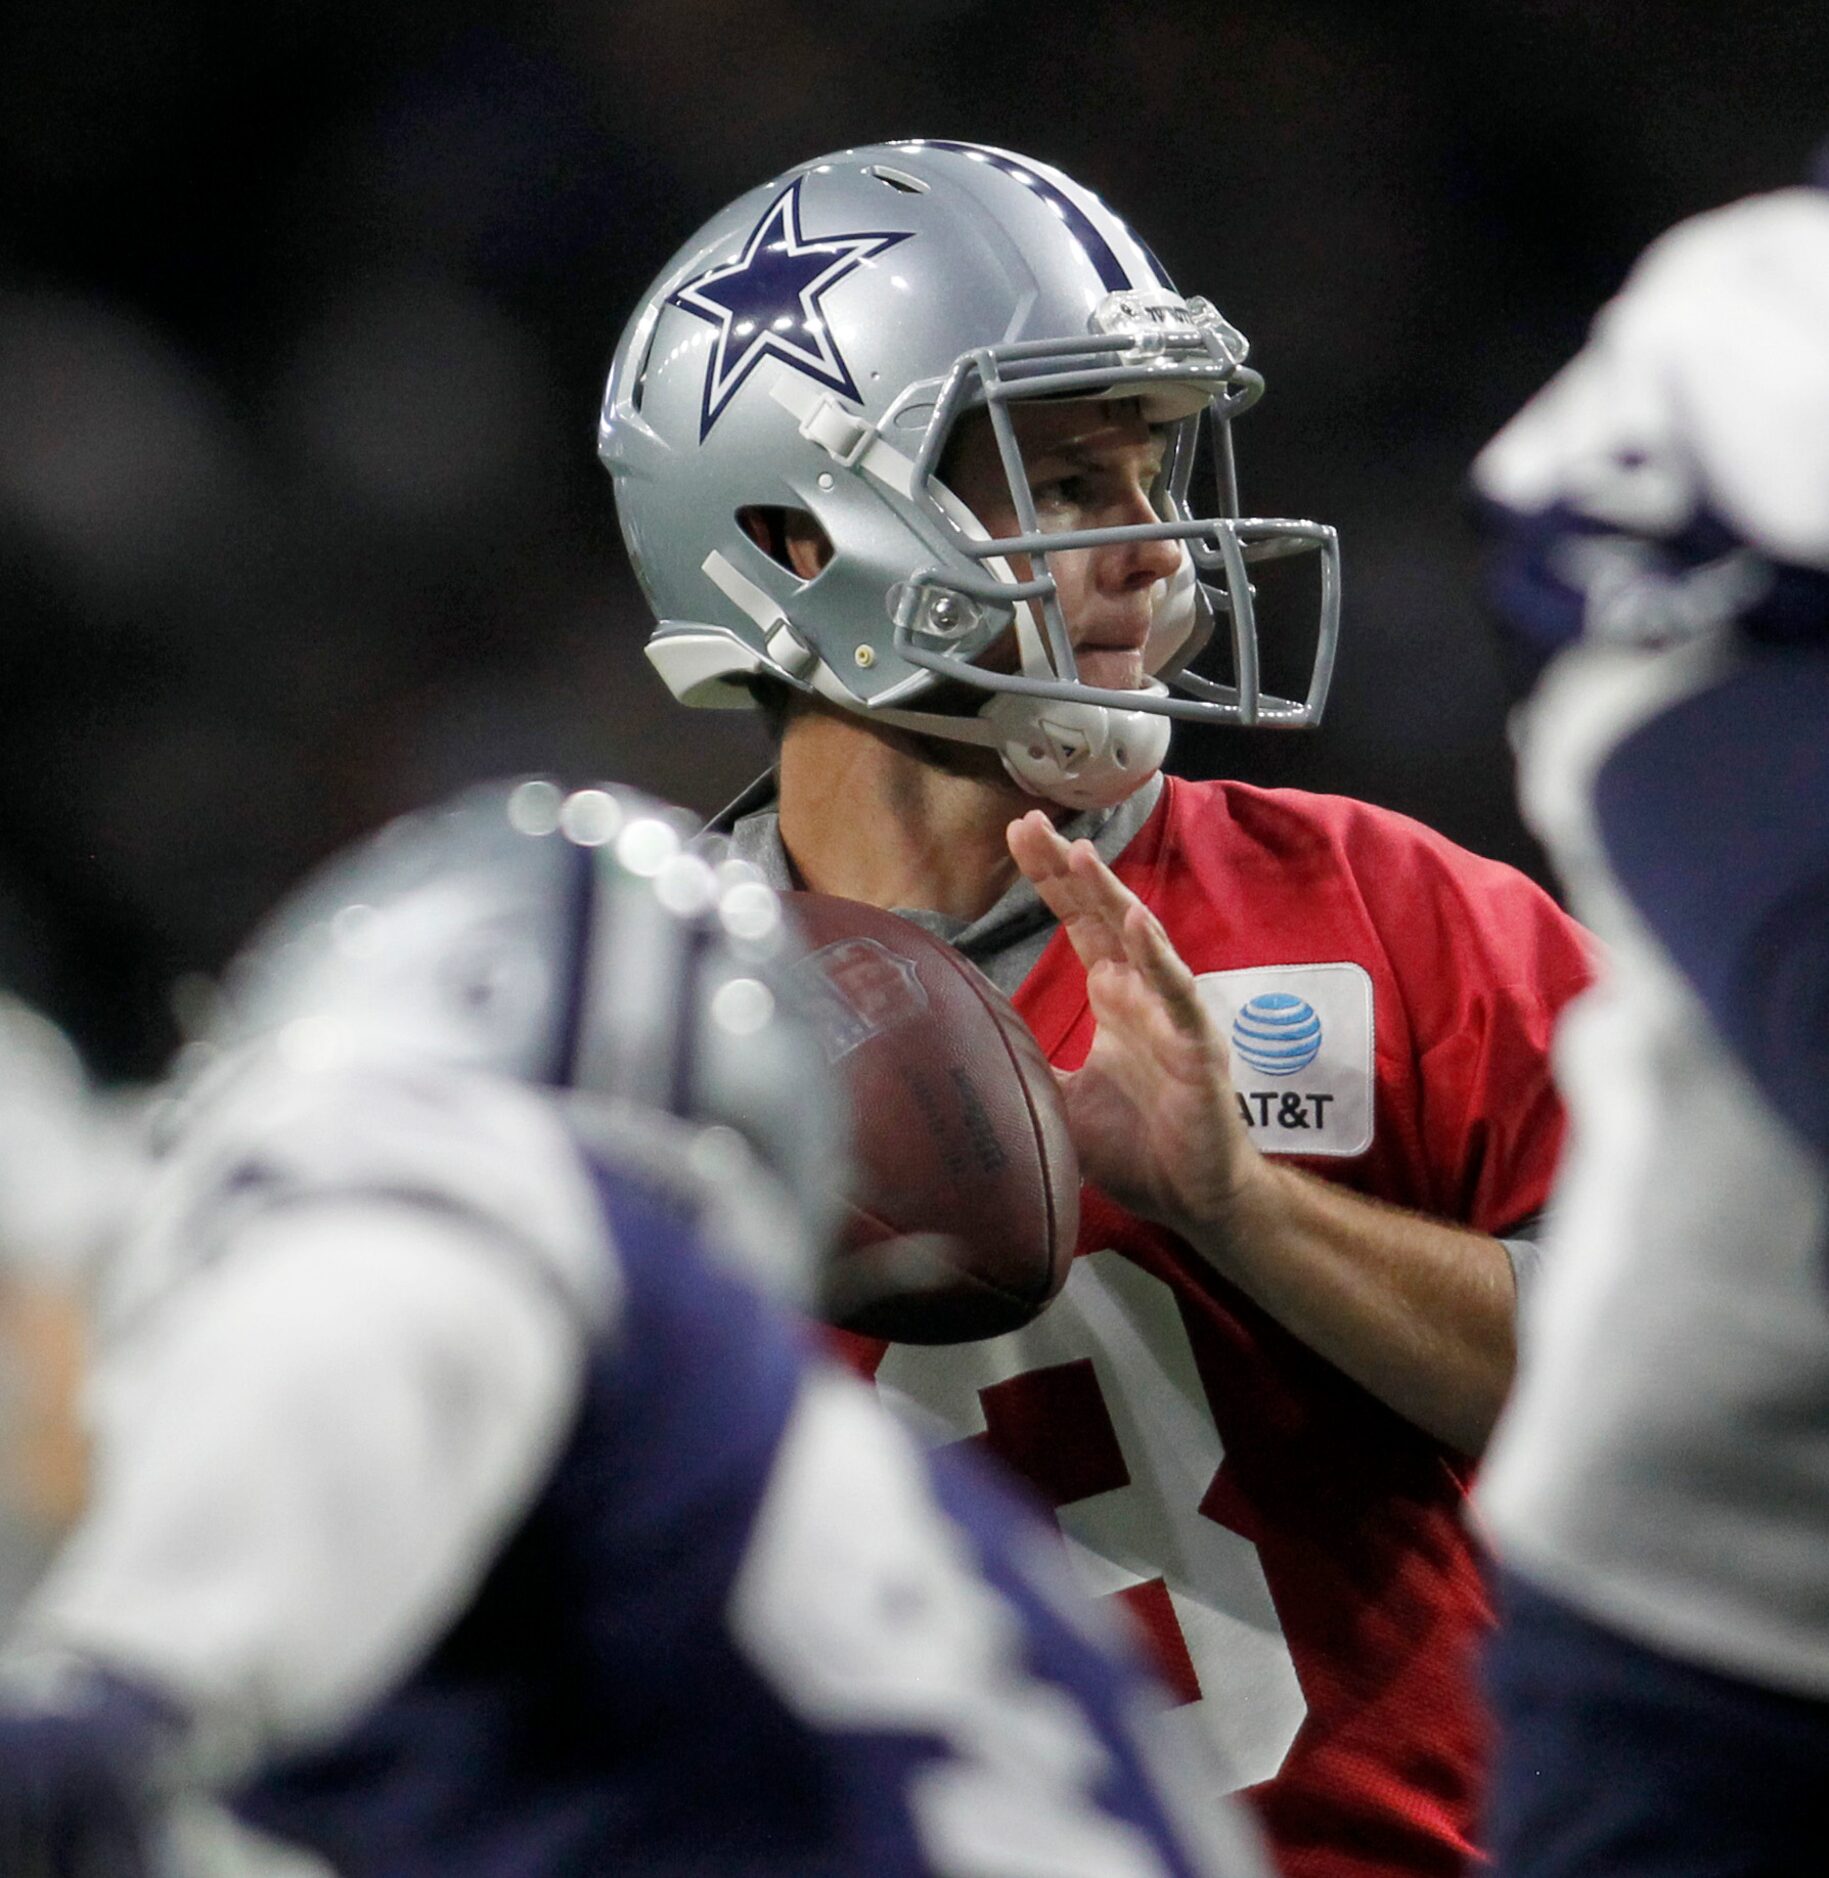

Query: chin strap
[860,525,1192,810]
[840,541,1193,811]
[863,683,1173,812]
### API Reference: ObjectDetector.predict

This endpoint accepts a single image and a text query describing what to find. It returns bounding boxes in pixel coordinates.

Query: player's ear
[738,506,833,581]
[781,509,833,580]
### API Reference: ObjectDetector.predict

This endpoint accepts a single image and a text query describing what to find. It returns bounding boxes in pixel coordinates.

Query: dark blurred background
[2,0,1823,1079]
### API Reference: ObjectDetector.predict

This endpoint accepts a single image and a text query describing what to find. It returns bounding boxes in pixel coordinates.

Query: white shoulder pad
[103,1047,615,1346]
[1474,188,1829,568]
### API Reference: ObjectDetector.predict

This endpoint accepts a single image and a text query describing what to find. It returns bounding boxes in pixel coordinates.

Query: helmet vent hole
[870,165,929,194]
[737,506,834,581]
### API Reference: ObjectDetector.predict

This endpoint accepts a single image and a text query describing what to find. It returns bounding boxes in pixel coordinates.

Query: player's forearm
[1185,1161,1518,1455]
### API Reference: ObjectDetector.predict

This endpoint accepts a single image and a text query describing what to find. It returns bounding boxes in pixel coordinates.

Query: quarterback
[601,141,1593,1875]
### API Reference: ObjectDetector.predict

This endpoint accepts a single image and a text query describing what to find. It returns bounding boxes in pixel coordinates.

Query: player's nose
[1104,484,1181,590]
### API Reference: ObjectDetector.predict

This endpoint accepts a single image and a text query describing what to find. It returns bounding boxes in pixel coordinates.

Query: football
[783,892,1080,1344]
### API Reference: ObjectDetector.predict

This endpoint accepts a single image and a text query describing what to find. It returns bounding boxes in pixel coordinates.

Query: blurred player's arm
[5,1193,594,1786]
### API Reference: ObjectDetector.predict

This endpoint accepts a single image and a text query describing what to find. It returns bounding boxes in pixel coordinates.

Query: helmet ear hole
[737,506,834,581]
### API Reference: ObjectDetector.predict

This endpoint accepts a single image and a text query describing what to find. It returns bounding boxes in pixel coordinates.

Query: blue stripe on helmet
[1134,231,1178,291]
[910,141,1134,292]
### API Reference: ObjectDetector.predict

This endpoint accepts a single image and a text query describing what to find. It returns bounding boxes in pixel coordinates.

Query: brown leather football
[782,891,1080,1344]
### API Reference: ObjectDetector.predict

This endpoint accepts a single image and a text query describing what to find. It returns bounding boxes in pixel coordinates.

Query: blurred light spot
[616,817,680,877]
[653,853,717,917]
[710,976,775,1036]
[559,788,623,847]
[507,778,564,836]
[718,879,781,942]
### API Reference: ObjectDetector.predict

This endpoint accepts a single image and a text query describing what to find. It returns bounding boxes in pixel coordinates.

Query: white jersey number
[876,1251,1307,1790]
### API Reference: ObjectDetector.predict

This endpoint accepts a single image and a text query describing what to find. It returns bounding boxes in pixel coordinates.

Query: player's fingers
[1082,962,1154,1072]
[1121,902,1211,1038]
[1056,834,1151,963]
[1052,847,1214,1064]
[1083,962,1206,1111]
[1006,809,1073,890]
[1008,814,1127,966]
[1063,836,1156,930]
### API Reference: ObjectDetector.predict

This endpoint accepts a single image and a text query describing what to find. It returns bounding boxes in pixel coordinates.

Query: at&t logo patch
[1231,993,1324,1076]
[1196,964,1375,1158]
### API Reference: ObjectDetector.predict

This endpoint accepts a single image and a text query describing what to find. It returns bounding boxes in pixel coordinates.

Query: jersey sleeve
[1360,816,1597,1236]
[13,1200,591,1768]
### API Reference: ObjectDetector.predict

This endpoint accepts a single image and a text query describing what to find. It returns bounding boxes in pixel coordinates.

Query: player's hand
[0,1672,178,1878]
[1007,811,1267,1243]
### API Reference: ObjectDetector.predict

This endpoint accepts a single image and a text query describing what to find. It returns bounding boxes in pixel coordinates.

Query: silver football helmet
[601,139,1340,810]
[213,779,846,1296]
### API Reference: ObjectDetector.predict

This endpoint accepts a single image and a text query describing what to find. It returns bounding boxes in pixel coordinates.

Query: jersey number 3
[877,1251,1307,1790]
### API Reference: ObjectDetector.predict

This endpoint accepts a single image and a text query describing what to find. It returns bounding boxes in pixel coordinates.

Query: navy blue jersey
[230,1153,1247,1878]
[1588,644,1829,1170]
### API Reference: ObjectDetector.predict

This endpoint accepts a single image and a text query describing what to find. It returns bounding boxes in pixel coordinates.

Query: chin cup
[982,686,1173,812]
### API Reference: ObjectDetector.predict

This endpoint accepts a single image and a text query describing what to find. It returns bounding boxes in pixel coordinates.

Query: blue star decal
[670,180,911,440]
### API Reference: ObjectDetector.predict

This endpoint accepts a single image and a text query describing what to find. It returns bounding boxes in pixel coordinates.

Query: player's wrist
[1166,1142,1287,1273]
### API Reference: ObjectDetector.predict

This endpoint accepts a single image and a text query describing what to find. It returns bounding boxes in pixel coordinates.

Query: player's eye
[1031,475,1088,515]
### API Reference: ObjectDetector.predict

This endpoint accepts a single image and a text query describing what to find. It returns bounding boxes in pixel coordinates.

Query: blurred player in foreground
[1472,174,1829,1872]
[0,995,149,1622]
[601,139,1593,1872]
[0,779,1267,1878]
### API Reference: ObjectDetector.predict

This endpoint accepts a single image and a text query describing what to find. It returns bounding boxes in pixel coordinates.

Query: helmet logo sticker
[1038,719,1091,770]
[670,179,910,441]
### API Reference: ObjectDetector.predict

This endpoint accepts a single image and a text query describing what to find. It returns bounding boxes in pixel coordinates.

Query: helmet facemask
[791,298,1341,806]
[891,293,1339,726]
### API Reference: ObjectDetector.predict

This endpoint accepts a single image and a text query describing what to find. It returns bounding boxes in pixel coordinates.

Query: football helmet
[1473,184,1829,677]
[600,140,1340,810]
[212,780,846,1301]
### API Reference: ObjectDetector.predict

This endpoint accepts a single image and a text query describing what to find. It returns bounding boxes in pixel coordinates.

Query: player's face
[941,400,1181,692]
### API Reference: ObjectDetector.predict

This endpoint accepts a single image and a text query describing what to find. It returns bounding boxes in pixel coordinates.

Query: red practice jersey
[839,776,1595,1878]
